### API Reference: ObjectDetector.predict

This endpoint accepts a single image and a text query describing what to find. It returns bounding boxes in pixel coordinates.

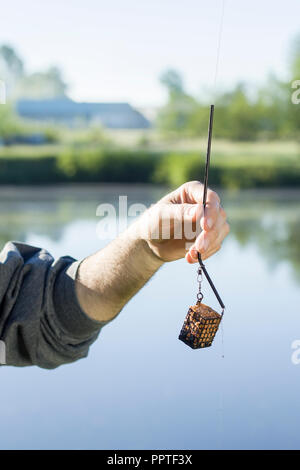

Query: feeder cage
[179,302,222,349]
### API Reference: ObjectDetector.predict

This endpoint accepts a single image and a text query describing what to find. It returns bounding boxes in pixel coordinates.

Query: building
[16,98,151,129]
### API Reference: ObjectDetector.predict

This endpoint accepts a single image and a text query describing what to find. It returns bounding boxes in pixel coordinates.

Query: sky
[0,0,299,107]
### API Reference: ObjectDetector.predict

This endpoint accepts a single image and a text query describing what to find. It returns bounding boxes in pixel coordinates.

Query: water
[0,185,299,450]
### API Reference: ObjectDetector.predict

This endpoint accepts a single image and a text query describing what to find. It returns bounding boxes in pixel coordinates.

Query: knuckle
[182,180,200,189]
[208,188,220,204]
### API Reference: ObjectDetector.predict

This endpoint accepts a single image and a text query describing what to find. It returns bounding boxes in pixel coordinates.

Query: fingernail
[190,248,198,259]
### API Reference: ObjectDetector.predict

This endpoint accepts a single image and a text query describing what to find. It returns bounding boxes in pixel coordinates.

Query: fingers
[149,180,228,264]
[201,225,228,260]
[160,202,201,222]
[161,181,222,235]
[185,250,197,264]
[199,185,221,228]
[185,216,230,264]
[182,181,220,205]
[185,243,222,264]
[164,181,219,205]
[197,219,229,253]
[146,202,202,244]
[177,181,222,233]
[200,200,221,231]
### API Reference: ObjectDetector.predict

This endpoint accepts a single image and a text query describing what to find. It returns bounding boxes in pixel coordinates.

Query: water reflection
[1,186,299,283]
[223,190,300,282]
[0,185,299,450]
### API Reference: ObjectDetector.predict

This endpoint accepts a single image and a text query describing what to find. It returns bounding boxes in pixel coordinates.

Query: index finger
[200,199,222,231]
[183,181,220,206]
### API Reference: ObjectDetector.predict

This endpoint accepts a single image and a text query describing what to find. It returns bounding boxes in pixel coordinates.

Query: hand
[76,181,229,323]
[137,181,229,263]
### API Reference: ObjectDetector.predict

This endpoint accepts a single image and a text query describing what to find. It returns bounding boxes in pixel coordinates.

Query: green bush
[154,152,300,189]
[0,146,299,188]
[0,156,60,184]
[58,147,159,183]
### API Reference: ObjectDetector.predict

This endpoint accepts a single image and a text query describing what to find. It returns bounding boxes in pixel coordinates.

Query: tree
[16,66,68,99]
[0,44,68,100]
[290,34,300,79]
[0,45,24,98]
[160,69,184,97]
[157,69,198,135]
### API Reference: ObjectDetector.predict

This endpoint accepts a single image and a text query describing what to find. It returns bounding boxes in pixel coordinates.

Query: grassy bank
[0,141,299,188]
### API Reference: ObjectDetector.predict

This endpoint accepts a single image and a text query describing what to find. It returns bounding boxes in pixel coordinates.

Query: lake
[0,184,299,450]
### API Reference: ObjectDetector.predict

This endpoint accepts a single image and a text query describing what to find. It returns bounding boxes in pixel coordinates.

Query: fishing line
[213,0,226,363]
[220,313,225,359]
[213,0,226,448]
[212,0,226,102]
[177,0,227,444]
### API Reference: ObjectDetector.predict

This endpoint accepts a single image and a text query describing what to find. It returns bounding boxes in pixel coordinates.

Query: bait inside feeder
[179,302,222,349]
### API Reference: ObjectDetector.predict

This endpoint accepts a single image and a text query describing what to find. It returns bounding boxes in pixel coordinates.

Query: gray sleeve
[0,241,106,369]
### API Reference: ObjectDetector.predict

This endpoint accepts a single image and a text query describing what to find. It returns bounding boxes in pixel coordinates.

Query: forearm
[75,223,163,323]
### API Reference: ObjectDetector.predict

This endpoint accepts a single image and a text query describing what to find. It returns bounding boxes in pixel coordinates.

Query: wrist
[125,218,164,268]
[141,238,165,267]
